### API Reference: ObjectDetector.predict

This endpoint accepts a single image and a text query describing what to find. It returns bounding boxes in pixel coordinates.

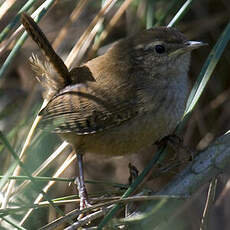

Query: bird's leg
[76,153,90,210]
[126,163,139,217]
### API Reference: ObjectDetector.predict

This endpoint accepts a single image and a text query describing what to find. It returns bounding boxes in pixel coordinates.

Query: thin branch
[120,131,230,229]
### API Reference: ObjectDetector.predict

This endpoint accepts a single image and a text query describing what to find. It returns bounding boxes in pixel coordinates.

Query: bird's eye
[155,45,166,54]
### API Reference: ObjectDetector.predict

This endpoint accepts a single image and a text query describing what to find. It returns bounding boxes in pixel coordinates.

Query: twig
[64,205,113,230]
[40,194,184,230]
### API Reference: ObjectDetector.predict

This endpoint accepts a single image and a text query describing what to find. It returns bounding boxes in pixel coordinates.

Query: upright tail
[21,13,71,98]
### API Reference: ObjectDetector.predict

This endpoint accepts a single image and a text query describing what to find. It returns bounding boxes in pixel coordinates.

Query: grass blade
[0,132,66,223]
[98,7,230,230]
[0,0,37,43]
[167,0,194,27]
[184,20,230,116]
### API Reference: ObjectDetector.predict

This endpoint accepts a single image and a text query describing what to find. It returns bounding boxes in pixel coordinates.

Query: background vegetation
[0,0,230,229]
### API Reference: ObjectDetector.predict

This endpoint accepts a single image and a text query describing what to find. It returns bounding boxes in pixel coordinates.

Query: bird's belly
[79,111,178,156]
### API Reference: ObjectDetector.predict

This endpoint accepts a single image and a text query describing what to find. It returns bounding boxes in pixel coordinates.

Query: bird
[21,12,205,210]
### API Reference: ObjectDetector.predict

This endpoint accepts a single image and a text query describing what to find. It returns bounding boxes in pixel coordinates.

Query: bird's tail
[21,13,71,99]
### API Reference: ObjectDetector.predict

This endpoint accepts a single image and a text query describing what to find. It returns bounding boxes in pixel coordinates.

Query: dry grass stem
[10,141,69,198]
[90,0,133,57]
[19,152,76,226]
[0,0,16,20]
[0,1,55,54]
[41,195,181,230]
[1,99,49,209]
[52,0,90,50]
[200,178,217,230]
[65,0,117,68]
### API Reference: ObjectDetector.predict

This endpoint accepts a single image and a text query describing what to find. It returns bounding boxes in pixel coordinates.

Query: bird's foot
[156,134,183,149]
[128,163,139,185]
[75,177,92,219]
[156,134,194,164]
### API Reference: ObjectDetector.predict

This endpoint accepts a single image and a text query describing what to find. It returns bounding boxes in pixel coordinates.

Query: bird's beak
[169,41,207,57]
[184,41,208,50]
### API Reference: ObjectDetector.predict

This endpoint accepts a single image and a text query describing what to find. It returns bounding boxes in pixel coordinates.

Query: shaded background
[0,0,230,229]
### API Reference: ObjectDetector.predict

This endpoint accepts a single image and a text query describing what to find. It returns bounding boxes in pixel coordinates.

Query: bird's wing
[39,82,138,135]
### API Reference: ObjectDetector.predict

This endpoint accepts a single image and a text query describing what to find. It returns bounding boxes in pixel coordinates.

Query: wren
[21,13,205,209]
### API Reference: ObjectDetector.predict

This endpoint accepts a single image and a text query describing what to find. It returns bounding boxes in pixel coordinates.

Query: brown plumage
[21,12,205,209]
